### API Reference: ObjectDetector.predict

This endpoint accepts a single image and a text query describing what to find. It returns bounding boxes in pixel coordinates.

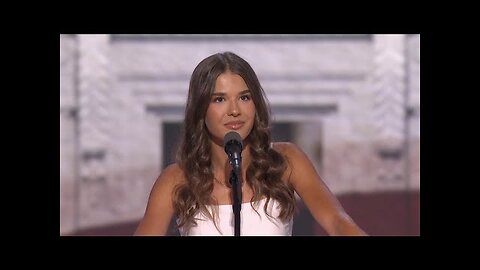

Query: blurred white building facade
[60,34,420,235]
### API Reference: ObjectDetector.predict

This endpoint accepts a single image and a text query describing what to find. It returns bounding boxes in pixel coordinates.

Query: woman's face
[205,71,256,145]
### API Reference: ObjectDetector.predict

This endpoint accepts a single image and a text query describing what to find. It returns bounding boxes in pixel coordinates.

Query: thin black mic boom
[224,131,244,235]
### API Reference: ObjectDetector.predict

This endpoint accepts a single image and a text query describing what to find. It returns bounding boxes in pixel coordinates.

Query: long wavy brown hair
[174,52,296,231]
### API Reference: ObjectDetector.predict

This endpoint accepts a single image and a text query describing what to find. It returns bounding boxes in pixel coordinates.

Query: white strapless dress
[178,198,293,236]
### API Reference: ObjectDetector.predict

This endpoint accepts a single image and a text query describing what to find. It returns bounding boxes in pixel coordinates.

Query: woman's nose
[228,100,240,116]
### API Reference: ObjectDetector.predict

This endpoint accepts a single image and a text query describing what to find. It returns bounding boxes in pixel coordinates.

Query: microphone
[223,131,243,170]
[223,132,244,232]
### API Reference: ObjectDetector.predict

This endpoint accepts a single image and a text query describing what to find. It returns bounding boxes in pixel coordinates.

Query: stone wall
[60,34,420,234]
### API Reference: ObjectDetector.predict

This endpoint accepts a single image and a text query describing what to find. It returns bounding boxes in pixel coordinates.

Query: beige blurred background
[60,34,420,236]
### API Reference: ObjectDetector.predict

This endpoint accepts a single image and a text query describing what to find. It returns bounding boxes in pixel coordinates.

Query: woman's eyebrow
[212,89,250,96]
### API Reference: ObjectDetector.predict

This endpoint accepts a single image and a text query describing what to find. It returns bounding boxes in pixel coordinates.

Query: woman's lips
[224,121,244,130]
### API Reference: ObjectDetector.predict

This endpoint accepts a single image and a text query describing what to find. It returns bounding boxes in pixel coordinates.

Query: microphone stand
[229,167,242,236]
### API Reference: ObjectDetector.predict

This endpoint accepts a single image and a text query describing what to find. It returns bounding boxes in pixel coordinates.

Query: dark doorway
[162,122,182,168]
[162,122,296,167]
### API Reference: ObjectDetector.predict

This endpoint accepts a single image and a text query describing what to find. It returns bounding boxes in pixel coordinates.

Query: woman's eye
[240,95,251,101]
[213,97,225,102]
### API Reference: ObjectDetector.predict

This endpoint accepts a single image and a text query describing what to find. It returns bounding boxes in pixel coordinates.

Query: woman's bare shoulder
[271,141,300,156]
[270,142,303,180]
[154,163,186,188]
[271,142,311,172]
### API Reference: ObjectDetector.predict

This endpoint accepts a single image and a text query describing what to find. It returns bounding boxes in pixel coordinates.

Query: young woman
[134,51,366,236]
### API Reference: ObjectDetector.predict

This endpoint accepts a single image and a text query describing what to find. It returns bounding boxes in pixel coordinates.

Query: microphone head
[223,131,243,151]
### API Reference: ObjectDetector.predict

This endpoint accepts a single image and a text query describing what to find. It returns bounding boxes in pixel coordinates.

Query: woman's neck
[210,141,250,179]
